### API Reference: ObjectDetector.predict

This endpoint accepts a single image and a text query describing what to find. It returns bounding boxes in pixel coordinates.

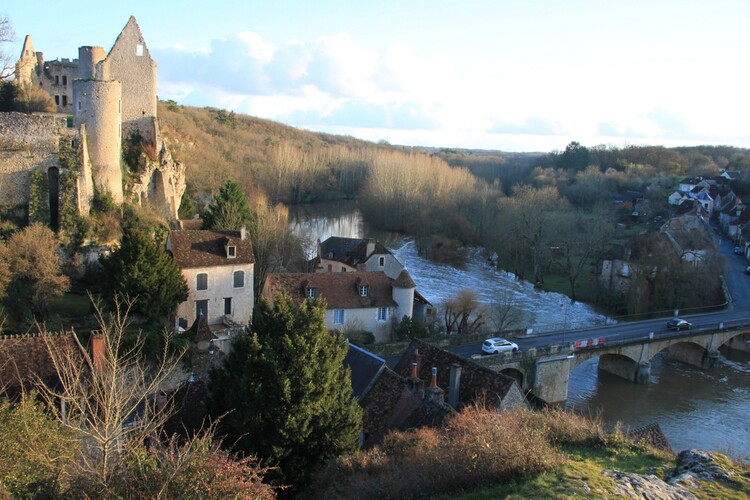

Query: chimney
[425,366,445,404]
[240,225,246,241]
[406,350,424,395]
[91,334,105,373]
[448,363,462,408]
[366,239,375,257]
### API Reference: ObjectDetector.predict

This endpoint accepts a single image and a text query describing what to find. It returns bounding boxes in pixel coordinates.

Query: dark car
[667,318,692,331]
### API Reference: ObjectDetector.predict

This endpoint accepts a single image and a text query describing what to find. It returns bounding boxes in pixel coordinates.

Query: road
[450,224,750,359]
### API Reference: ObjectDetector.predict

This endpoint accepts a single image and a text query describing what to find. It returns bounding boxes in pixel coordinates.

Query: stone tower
[73,46,123,203]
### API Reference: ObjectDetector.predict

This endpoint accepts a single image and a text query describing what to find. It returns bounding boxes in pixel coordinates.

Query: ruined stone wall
[106,17,157,139]
[0,112,67,207]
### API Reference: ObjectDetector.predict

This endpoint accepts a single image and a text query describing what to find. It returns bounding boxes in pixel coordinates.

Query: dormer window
[359,285,369,297]
[378,256,385,267]
[227,245,236,258]
[307,287,317,299]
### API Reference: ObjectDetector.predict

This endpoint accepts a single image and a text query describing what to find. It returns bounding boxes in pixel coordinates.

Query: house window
[377,307,388,322]
[233,270,244,288]
[227,246,236,258]
[379,256,385,267]
[307,287,317,299]
[136,44,144,56]
[224,297,232,315]
[178,317,188,330]
[196,273,208,291]
[359,285,369,297]
[54,95,60,105]
[196,300,208,319]
[333,309,345,325]
[341,267,346,272]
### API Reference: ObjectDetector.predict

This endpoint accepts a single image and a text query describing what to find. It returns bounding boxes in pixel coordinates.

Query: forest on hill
[158,101,750,314]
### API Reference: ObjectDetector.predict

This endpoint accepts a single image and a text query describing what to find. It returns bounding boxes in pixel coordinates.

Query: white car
[482,338,519,355]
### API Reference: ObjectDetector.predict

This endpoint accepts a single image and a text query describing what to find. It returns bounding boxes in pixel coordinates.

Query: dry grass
[310,406,605,499]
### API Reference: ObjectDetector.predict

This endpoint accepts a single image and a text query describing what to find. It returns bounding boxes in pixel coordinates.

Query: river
[289,201,750,459]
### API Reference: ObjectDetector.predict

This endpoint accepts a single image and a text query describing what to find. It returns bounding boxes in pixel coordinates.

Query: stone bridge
[472,325,750,405]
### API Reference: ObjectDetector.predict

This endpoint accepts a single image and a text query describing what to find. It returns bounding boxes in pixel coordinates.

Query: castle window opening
[136,44,144,56]
[62,95,67,106]
[54,95,60,105]
[55,75,59,85]
[62,75,67,86]
[77,101,81,111]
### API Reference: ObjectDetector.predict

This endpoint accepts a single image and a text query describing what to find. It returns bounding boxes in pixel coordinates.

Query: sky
[4,1,750,152]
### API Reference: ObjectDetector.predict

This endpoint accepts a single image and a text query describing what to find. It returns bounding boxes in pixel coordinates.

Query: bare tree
[0,14,15,80]
[36,296,183,492]
[443,289,486,335]
[489,291,523,333]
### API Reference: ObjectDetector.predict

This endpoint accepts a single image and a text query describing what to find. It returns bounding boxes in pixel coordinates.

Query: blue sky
[4,1,750,152]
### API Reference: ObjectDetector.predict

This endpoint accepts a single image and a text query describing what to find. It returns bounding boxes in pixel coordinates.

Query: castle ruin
[3,16,184,223]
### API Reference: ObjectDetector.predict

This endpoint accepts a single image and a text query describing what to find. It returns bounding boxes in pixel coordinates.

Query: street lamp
[559,301,569,346]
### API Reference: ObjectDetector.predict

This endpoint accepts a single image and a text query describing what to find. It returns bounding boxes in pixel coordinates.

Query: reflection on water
[567,350,750,458]
[290,201,750,458]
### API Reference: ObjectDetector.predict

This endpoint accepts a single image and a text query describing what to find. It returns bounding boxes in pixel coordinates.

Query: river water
[289,201,750,459]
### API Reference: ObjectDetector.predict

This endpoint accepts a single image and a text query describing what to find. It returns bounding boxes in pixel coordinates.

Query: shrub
[311,406,600,499]
[345,329,375,346]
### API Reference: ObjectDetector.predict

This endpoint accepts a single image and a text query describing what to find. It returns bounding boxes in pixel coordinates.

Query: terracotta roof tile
[262,272,397,309]
[393,339,517,410]
[169,230,254,269]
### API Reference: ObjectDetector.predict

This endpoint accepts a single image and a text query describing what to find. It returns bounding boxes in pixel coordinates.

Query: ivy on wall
[28,169,50,225]
[59,170,87,249]
[57,137,82,171]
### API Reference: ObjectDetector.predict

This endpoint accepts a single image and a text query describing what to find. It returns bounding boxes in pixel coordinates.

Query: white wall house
[167,228,255,330]
[262,271,417,343]
[315,236,404,279]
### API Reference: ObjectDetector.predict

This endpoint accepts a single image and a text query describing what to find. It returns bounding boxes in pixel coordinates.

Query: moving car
[482,338,519,354]
[666,318,692,331]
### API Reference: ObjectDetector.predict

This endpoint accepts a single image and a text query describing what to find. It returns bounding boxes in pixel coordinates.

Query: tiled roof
[393,340,518,410]
[0,333,77,395]
[393,269,416,288]
[319,236,391,267]
[168,230,254,269]
[262,272,397,309]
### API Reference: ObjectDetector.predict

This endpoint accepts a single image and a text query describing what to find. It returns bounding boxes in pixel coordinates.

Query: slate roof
[393,339,519,410]
[344,343,387,400]
[168,230,254,269]
[319,236,391,267]
[262,272,397,309]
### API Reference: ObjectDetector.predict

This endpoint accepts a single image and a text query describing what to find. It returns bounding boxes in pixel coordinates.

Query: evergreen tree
[100,223,188,324]
[208,293,362,489]
[202,179,254,231]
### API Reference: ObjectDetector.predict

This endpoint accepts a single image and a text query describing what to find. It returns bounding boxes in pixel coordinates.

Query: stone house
[167,228,255,331]
[262,270,418,342]
[314,236,404,278]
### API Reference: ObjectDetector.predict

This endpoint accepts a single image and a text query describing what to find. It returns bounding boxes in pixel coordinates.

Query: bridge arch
[646,340,711,368]
[719,331,750,352]
[598,353,649,383]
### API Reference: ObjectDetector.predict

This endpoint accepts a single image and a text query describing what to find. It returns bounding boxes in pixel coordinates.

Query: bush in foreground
[311,406,604,499]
